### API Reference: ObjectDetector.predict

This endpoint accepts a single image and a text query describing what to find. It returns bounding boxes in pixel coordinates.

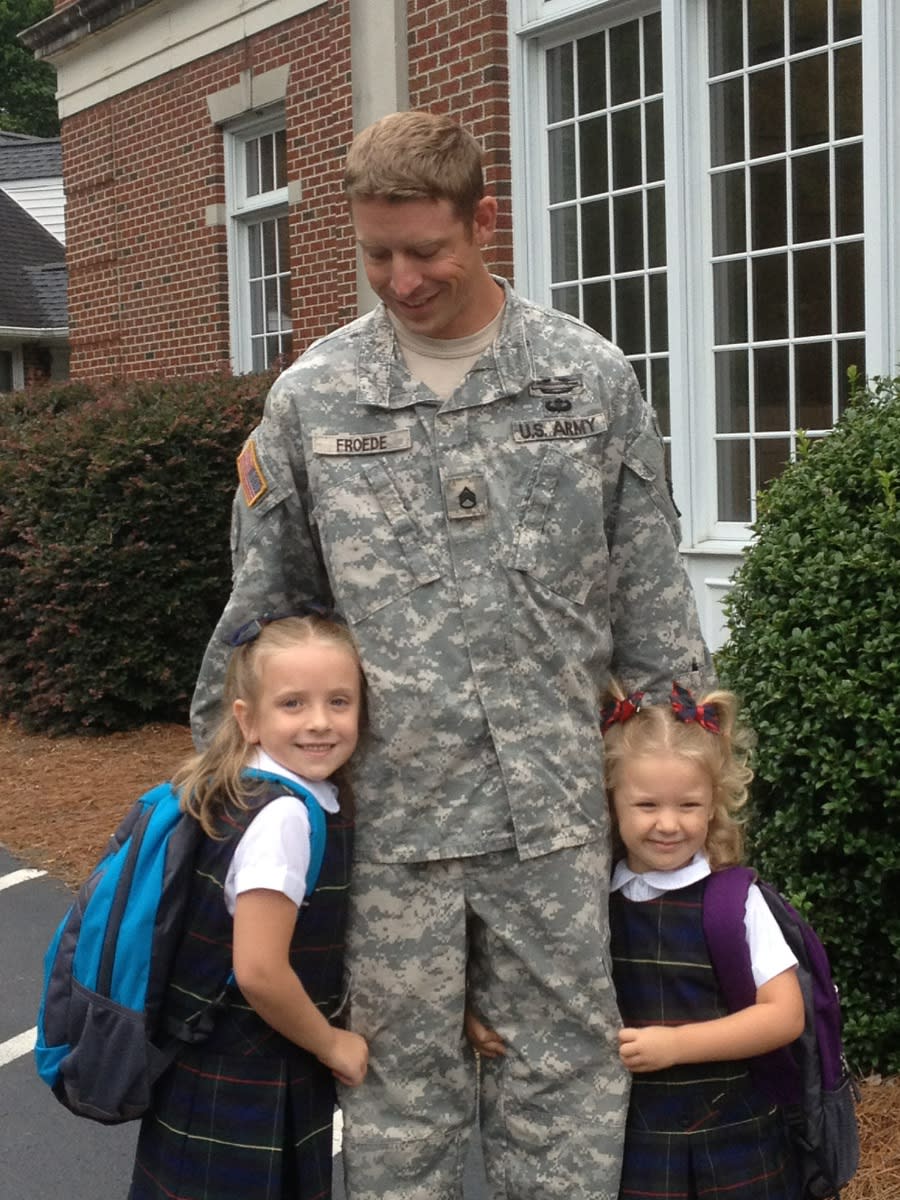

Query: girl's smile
[234,640,362,781]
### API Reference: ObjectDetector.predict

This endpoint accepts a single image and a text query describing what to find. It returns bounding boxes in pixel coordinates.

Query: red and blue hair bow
[600,691,644,733]
[670,682,721,733]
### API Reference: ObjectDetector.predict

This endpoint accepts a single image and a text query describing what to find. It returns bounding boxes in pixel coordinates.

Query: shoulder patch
[237,440,269,508]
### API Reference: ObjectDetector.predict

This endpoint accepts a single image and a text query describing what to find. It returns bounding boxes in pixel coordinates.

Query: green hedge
[717,372,900,1075]
[0,372,272,734]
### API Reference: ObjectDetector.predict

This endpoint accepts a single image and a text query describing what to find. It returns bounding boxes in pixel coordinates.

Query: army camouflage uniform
[192,280,712,1200]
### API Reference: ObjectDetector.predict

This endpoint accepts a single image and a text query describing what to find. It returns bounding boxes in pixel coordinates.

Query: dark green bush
[0,372,273,734]
[717,372,900,1076]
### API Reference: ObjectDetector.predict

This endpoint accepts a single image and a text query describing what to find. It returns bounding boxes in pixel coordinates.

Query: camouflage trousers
[339,842,630,1199]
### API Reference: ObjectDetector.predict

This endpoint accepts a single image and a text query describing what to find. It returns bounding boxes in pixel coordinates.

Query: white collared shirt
[224,749,340,914]
[611,852,798,989]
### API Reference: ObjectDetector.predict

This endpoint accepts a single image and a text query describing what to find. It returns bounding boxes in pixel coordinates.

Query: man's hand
[464,1009,506,1059]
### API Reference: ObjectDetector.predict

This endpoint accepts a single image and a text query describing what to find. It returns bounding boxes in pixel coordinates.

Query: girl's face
[233,639,362,781]
[612,752,714,875]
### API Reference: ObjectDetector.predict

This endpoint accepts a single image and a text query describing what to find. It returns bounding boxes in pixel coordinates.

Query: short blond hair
[344,110,485,223]
[602,685,754,869]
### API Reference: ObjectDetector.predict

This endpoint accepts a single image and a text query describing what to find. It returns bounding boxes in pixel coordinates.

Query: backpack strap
[703,865,802,1107]
[701,865,758,1012]
[240,768,328,897]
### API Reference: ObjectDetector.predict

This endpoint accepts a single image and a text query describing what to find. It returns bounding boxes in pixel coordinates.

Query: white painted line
[0,868,47,892]
[333,1106,343,1155]
[0,1027,36,1068]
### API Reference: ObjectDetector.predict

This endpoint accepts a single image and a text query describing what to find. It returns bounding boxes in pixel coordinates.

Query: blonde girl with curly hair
[467,682,807,1200]
[602,682,805,1200]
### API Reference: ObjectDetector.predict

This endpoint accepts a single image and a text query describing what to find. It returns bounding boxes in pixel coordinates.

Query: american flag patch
[237,440,268,508]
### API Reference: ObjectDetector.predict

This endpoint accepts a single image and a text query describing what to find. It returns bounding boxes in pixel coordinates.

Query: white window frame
[510,0,900,555]
[224,110,292,374]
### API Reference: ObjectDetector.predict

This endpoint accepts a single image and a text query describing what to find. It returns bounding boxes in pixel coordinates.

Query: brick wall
[59,0,513,382]
[62,5,355,381]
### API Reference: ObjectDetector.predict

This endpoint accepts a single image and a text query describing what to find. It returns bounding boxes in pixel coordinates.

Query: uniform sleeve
[190,378,331,746]
[605,368,714,702]
[224,796,312,915]
[744,883,799,988]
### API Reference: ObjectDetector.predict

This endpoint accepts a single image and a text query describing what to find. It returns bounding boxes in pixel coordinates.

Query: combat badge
[528,376,583,413]
[237,439,268,508]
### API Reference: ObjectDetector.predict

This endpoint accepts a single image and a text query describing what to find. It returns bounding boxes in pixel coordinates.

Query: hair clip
[224,602,344,647]
[600,691,644,734]
[670,682,720,733]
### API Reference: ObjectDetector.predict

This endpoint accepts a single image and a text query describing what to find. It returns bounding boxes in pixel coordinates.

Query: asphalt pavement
[0,844,487,1198]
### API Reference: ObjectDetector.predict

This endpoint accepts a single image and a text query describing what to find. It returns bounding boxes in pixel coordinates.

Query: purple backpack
[703,867,860,1200]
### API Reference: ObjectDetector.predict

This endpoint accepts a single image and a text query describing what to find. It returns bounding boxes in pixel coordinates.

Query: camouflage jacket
[192,280,712,863]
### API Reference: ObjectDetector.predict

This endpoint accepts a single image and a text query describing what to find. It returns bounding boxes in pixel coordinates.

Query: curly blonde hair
[602,683,754,869]
[173,614,367,837]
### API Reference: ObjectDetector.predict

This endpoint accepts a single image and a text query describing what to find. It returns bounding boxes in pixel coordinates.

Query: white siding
[0,179,66,244]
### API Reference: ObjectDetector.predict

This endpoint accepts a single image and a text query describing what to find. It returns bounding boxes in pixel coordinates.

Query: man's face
[351,195,500,339]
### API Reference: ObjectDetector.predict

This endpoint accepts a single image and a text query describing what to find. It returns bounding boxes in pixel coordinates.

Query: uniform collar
[249,748,340,813]
[611,851,711,900]
[352,277,535,412]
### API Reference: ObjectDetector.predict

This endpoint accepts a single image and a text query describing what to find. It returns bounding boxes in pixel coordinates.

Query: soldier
[191,110,713,1200]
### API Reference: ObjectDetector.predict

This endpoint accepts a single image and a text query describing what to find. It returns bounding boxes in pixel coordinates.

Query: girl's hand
[464,1009,506,1058]
[618,1026,678,1072]
[322,1028,369,1087]
[618,969,804,1074]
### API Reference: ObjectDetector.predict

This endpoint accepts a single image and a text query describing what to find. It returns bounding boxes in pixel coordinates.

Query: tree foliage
[0,0,59,138]
[717,372,900,1075]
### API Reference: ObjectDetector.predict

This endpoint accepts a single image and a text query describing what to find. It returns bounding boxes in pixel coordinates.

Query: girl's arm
[233,888,368,1086]
[618,966,804,1074]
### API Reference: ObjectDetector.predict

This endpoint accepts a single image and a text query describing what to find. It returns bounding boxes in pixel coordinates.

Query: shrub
[0,372,273,734]
[717,372,900,1076]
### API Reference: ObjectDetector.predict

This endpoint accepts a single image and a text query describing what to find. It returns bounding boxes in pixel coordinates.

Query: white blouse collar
[249,748,340,813]
[611,851,710,901]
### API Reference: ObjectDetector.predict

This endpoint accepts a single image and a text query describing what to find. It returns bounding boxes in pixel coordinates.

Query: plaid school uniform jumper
[610,878,796,1200]
[129,788,354,1200]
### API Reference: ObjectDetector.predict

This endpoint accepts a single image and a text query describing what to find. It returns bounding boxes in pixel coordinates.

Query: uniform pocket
[509,447,608,605]
[624,427,682,539]
[313,461,441,622]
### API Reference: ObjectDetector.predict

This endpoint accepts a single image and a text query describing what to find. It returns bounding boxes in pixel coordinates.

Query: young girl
[466,682,805,1200]
[129,611,369,1200]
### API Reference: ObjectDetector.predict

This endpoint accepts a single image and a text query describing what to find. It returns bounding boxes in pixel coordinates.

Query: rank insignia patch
[444,474,488,519]
[237,440,268,508]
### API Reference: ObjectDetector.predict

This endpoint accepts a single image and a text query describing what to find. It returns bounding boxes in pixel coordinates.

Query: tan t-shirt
[389,306,505,399]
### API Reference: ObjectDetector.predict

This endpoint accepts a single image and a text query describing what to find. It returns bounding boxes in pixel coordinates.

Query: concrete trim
[348,0,409,316]
[206,65,290,125]
[19,0,159,58]
[20,0,325,119]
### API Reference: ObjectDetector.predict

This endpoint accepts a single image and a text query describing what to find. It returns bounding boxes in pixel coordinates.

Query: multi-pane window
[532,0,865,533]
[545,13,670,433]
[707,0,864,523]
[226,120,293,373]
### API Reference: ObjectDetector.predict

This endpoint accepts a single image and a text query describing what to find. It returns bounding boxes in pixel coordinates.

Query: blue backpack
[703,867,860,1200]
[35,768,327,1124]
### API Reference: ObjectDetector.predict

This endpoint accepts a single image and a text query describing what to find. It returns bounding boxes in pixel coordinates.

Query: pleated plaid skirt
[128,1000,336,1200]
[618,1077,797,1200]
